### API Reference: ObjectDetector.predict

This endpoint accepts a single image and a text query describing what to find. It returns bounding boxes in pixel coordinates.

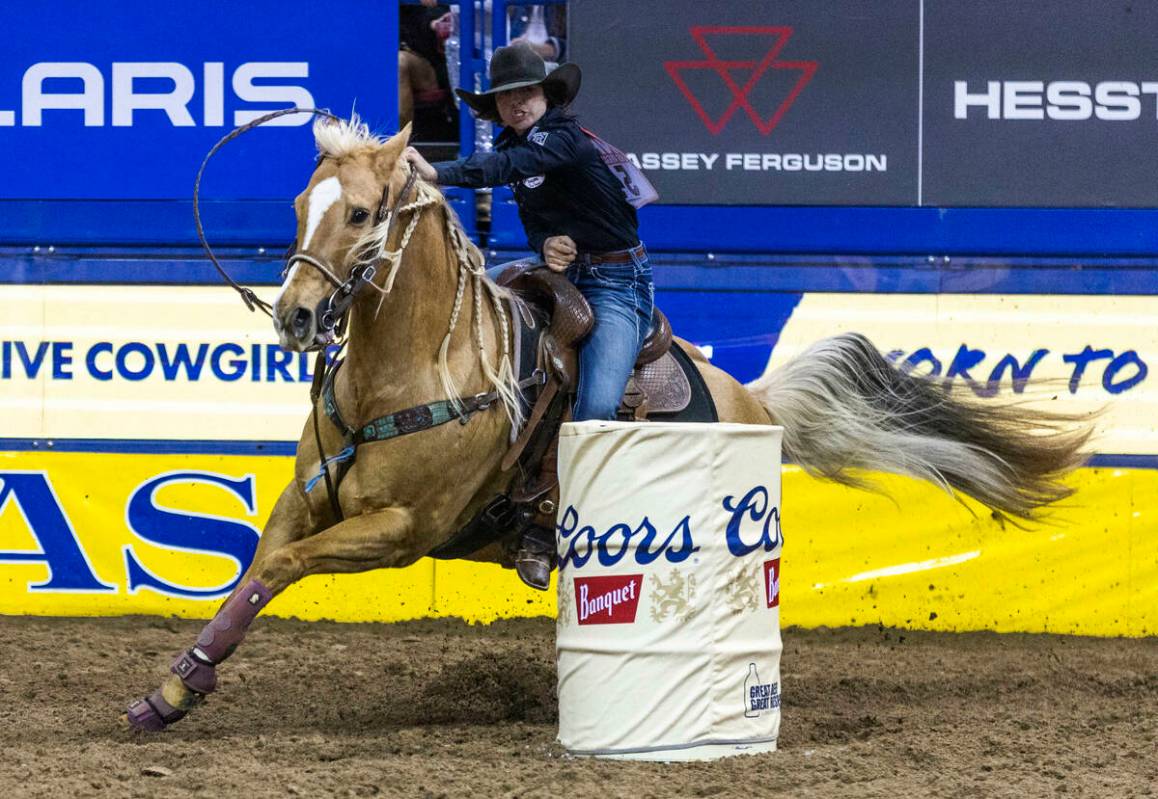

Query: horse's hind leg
[125,481,315,731]
[125,502,416,731]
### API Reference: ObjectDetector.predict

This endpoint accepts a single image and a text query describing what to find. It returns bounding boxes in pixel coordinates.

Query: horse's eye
[349,207,371,225]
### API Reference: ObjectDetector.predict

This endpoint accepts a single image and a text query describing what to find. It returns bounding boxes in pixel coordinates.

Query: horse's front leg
[124,501,415,731]
[125,481,316,730]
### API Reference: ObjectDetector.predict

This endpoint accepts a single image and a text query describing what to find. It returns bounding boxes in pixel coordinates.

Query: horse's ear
[374,123,413,177]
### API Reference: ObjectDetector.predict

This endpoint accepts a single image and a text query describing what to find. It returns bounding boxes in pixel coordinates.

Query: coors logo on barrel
[574,575,644,625]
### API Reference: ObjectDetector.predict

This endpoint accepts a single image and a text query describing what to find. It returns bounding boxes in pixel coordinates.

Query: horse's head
[274,116,412,351]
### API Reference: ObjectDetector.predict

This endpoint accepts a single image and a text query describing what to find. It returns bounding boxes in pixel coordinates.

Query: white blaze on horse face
[302,175,343,251]
[273,175,344,327]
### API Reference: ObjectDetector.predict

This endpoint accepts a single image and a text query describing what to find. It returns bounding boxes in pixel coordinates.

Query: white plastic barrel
[555,421,784,761]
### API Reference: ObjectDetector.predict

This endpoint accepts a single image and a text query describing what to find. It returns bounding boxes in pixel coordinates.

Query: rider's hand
[404,147,438,182]
[543,235,577,272]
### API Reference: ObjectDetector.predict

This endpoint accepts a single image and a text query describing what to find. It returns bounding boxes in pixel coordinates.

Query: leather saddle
[497,261,707,421]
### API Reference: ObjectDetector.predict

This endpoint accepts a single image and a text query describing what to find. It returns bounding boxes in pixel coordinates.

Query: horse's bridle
[283,165,419,346]
[194,105,418,345]
[195,108,440,525]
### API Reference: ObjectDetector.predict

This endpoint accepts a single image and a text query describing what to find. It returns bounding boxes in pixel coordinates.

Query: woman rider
[405,43,655,590]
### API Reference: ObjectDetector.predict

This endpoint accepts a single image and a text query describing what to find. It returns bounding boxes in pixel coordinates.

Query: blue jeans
[568,249,654,420]
[489,248,655,421]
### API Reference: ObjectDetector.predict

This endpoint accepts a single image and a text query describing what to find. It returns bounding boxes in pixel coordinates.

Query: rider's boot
[511,426,560,591]
[514,524,556,591]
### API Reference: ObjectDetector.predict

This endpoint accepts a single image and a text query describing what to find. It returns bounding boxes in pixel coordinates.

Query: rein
[301,167,418,524]
[194,104,417,333]
[193,106,342,317]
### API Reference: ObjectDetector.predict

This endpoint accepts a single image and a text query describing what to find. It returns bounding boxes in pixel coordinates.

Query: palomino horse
[125,117,1089,731]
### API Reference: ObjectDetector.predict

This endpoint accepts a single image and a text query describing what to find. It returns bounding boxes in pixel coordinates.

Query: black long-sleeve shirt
[432,108,639,256]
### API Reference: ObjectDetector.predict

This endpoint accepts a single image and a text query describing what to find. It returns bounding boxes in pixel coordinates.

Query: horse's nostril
[290,307,313,337]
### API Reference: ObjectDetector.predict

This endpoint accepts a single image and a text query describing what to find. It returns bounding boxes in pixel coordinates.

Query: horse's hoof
[125,698,167,732]
[125,689,187,732]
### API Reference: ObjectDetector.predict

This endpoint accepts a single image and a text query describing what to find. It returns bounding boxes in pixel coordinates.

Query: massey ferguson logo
[764,558,780,609]
[575,574,643,625]
[664,26,817,135]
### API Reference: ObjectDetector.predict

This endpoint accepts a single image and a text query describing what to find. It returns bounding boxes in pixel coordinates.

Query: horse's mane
[312,113,383,158]
[419,187,525,432]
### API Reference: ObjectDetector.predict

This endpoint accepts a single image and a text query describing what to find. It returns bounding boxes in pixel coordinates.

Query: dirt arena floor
[0,616,1153,799]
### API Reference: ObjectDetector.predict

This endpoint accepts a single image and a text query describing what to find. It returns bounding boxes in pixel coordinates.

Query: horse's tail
[744,332,1093,520]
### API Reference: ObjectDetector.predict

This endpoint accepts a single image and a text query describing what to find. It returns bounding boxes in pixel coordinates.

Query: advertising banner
[0,449,553,622]
[570,0,1158,208]
[0,1,395,202]
[755,293,1157,457]
[569,0,919,205]
[922,0,1158,207]
[2,278,1154,635]
[4,284,1154,453]
[1,449,1152,636]
[2,283,1158,629]
[3,284,308,442]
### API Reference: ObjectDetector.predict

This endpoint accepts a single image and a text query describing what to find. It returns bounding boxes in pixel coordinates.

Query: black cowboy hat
[455,42,581,122]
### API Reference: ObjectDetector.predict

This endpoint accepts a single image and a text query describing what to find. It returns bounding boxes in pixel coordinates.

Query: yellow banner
[1,451,1152,636]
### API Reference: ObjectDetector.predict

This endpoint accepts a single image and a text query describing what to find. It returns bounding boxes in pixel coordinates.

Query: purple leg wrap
[126,688,186,732]
[171,650,218,695]
[194,578,273,663]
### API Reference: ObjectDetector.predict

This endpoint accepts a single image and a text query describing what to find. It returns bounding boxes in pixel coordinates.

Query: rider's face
[496,85,548,134]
